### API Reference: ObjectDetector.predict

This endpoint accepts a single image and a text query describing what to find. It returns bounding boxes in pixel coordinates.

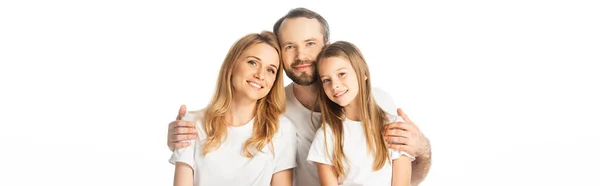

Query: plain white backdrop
[1,0,599,185]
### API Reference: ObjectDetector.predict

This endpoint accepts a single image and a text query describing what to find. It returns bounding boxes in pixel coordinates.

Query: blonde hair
[315,41,390,178]
[200,31,285,157]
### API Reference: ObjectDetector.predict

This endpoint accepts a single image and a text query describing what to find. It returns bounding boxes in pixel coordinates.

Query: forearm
[410,140,431,186]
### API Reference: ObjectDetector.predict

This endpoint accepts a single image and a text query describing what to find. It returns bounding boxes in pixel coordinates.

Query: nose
[295,46,310,62]
[254,69,265,80]
[331,79,343,90]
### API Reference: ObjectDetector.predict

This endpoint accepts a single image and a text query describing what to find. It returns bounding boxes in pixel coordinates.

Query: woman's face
[231,43,280,101]
[318,56,359,107]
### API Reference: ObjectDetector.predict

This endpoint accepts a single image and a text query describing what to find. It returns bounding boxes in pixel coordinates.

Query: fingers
[383,122,402,130]
[170,120,196,129]
[176,127,197,134]
[170,134,197,142]
[396,108,412,123]
[382,128,410,138]
[392,121,419,133]
[384,136,408,144]
[171,141,191,150]
[176,104,187,120]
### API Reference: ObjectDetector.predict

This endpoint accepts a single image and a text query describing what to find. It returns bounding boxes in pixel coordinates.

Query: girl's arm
[392,156,412,186]
[316,163,339,186]
[173,162,193,186]
[270,169,293,186]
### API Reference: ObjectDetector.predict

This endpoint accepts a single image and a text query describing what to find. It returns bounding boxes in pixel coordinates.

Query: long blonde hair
[200,31,285,157]
[315,41,390,178]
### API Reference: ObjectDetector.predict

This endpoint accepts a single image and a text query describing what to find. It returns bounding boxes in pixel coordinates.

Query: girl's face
[318,56,360,107]
[231,43,280,101]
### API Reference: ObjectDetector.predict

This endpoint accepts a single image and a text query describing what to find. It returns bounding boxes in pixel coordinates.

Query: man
[167,8,432,186]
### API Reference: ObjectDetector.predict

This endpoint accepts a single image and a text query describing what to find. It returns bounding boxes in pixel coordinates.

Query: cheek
[282,51,294,63]
[266,75,276,87]
[308,47,321,59]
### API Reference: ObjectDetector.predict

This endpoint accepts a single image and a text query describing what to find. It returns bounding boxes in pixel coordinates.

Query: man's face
[277,17,326,86]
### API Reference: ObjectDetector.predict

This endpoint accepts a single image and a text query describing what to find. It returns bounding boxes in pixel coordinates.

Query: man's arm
[168,105,198,151]
[409,140,431,186]
[383,108,432,186]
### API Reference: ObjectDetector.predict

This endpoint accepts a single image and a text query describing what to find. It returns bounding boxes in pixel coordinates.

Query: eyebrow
[320,67,346,78]
[248,56,261,61]
[283,38,318,46]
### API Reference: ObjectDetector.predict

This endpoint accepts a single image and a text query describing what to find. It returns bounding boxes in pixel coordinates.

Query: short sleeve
[390,149,416,161]
[306,125,334,165]
[168,113,201,169]
[273,117,298,173]
[386,114,416,161]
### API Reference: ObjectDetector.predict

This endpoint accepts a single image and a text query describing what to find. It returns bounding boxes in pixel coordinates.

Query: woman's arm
[316,163,339,186]
[270,169,293,186]
[173,162,194,186]
[392,156,412,186]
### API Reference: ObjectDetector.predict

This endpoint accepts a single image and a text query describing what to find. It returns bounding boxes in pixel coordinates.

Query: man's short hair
[273,7,330,44]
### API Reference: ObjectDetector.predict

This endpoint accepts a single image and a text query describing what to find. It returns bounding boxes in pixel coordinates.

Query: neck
[229,94,257,127]
[293,82,321,112]
[343,100,361,121]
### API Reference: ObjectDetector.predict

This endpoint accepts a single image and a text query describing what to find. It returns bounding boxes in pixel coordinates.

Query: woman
[170,31,297,186]
[307,41,415,186]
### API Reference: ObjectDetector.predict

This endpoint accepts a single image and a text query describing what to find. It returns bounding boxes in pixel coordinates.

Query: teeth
[248,81,262,89]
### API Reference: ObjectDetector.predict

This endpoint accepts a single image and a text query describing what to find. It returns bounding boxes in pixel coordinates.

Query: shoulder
[277,115,297,135]
[181,109,207,136]
[371,86,398,116]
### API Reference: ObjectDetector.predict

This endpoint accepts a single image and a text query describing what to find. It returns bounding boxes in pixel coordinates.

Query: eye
[321,78,330,83]
[284,45,295,50]
[267,68,276,74]
[248,60,257,66]
[338,72,346,77]
[307,42,316,46]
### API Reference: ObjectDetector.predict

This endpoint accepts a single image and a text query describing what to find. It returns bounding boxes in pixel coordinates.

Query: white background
[1,0,599,185]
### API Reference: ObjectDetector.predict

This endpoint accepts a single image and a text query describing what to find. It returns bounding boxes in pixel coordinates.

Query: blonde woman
[307,41,415,186]
[170,31,297,186]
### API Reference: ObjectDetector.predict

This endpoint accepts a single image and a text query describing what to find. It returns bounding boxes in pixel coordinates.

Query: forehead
[278,17,324,44]
[318,57,351,72]
[241,43,280,67]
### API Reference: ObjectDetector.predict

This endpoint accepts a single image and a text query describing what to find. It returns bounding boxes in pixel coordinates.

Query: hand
[383,108,430,158]
[167,104,198,152]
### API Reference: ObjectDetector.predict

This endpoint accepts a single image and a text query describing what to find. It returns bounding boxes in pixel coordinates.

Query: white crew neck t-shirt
[169,112,297,186]
[306,115,414,186]
[283,83,399,186]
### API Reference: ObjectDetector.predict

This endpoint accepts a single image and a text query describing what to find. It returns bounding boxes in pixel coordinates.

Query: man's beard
[284,60,318,86]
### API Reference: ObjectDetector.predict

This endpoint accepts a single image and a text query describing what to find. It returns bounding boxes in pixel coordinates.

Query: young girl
[170,31,297,186]
[307,41,415,186]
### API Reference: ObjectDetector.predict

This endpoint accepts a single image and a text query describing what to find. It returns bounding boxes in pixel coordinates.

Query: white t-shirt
[283,83,400,186]
[306,114,414,186]
[169,112,297,186]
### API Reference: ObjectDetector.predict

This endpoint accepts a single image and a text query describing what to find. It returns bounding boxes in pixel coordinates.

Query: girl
[307,41,415,186]
[170,31,297,186]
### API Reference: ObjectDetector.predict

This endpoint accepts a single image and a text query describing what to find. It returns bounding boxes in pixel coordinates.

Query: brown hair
[273,7,330,44]
[315,41,390,178]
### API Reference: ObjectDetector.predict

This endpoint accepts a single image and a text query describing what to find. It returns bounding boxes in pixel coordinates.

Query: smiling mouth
[334,89,348,97]
[247,81,264,89]
[293,64,312,70]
